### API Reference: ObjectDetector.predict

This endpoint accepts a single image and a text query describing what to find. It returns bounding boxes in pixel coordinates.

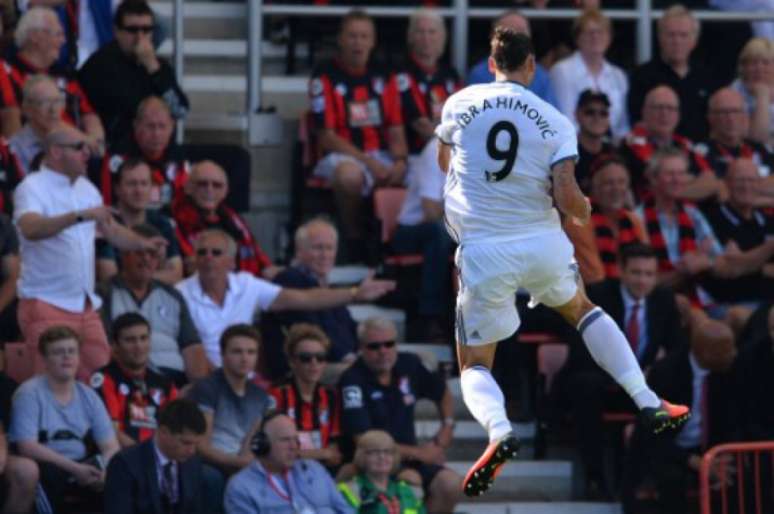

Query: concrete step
[448,460,572,501]
[414,419,536,442]
[455,502,622,514]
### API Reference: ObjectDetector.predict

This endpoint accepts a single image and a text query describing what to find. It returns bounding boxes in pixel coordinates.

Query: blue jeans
[392,221,454,316]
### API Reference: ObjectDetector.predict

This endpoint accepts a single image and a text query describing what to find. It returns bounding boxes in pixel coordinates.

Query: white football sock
[577,307,661,409]
[460,365,512,442]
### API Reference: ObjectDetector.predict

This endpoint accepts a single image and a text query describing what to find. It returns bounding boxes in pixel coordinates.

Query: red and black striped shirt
[395,56,461,154]
[0,54,96,128]
[90,361,178,443]
[269,381,341,450]
[309,60,403,153]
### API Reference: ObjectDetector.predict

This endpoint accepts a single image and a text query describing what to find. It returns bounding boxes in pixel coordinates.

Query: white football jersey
[436,80,578,245]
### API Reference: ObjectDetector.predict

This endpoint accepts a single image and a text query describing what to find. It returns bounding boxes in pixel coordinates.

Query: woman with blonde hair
[732,37,774,146]
[338,430,425,514]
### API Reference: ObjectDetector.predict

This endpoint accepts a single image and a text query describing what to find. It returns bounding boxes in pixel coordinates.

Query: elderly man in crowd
[100,223,209,385]
[97,96,188,210]
[79,0,189,145]
[96,158,183,285]
[621,85,722,201]
[9,74,61,176]
[14,125,165,380]
[261,217,359,380]
[564,154,647,285]
[628,5,721,140]
[0,7,105,151]
[177,229,394,368]
[699,87,774,200]
[224,413,353,514]
[173,160,276,278]
[339,317,461,514]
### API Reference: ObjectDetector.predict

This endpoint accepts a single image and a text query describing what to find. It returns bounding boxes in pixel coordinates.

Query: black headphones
[250,410,283,457]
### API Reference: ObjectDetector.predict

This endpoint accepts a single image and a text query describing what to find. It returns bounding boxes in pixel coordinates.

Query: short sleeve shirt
[339,353,445,446]
[176,271,281,366]
[187,369,272,454]
[9,376,115,461]
[437,81,577,244]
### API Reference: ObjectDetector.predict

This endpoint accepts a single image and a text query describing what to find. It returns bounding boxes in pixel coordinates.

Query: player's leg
[550,285,690,433]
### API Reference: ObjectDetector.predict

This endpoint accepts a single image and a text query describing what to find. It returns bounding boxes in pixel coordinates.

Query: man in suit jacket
[554,243,685,498]
[621,318,739,514]
[104,398,207,514]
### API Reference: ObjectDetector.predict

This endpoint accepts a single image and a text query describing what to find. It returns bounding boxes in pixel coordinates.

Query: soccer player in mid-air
[435,27,691,498]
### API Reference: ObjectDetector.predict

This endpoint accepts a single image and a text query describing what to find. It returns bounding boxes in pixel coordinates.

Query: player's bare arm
[551,158,591,224]
[437,140,451,173]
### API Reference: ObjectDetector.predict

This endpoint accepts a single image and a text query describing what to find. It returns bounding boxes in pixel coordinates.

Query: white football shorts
[454,230,579,346]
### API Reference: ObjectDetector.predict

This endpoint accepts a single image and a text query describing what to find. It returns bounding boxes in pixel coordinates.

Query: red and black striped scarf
[591,201,639,278]
[642,196,697,271]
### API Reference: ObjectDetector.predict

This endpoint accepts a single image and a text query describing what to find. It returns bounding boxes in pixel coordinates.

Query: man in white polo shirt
[177,229,395,367]
[14,124,165,381]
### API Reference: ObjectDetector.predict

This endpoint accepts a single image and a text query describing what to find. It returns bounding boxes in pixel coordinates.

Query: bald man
[621,319,739,514]
[466,10,557,106]
[173,160,277,279]
[701,87,774,181]
[620,85,722,201]
[14,124,165,380]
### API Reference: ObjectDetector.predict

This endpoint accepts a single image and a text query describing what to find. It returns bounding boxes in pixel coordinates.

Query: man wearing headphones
[223,412,353,514]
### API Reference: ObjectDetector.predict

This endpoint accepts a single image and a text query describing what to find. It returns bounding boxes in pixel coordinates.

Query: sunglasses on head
[121,24,154,34]
[196,247,224,257]
[294,352,327,364]
[365,340,396,351]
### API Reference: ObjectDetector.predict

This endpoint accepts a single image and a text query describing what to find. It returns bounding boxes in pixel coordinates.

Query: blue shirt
[466,59,558,107]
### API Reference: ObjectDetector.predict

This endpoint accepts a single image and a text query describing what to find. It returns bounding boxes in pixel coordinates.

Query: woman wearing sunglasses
[338,430,426,514]
[269,323,343,471]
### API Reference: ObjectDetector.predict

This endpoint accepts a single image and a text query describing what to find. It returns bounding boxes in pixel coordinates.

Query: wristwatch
[75,211,85,223]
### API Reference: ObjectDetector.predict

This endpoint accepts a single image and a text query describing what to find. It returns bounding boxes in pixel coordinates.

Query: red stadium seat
[373,188,423,267]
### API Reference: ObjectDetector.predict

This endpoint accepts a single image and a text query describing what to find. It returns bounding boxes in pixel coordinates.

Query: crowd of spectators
[0,1,770,514]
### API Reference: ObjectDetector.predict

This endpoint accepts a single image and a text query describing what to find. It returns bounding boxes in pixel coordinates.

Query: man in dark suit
[104,398,207,514]
[554,243,685,498]
[621,318,739,514]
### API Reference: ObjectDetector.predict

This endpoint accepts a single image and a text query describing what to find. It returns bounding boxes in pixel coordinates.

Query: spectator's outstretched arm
[103,453,135,514]
[155,255,183,285]
[182,344,212,381]
[16,211,82,240]
[268,274,395,311]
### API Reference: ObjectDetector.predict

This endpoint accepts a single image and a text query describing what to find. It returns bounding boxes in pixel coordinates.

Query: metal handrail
[164,0,774,138]
[699,441,774,514]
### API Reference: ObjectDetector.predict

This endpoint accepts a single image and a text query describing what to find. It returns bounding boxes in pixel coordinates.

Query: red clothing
[172,194,272,276]
[309,60,403,153]
[269,381,340,450]
[97,151,189,209]
[0,54,95,128]
[90,360,178,443]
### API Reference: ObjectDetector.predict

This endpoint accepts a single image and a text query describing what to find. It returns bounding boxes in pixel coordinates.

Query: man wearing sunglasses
[14,124,168,381]
[78,0,189,145]
[573,89,615,194]
[339,317,461,514]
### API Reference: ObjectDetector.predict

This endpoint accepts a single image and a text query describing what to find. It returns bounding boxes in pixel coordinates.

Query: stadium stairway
[149,3,623,510]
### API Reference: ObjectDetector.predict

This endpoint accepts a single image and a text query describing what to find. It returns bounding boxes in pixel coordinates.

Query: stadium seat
[4,342,33,384]
[533,343,568,459]
[372,187,423,267]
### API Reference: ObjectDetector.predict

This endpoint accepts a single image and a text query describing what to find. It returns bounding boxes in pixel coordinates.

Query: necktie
[161,462,177,507]
[626,301,640,356]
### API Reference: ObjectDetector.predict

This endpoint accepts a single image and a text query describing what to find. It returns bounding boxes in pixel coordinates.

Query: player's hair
[15,7,57,49]
[619,243,658,267]
[219,323,261,355]
[115,157,151,185]
[339,9,373,34]
[283,323,331,359]
[658,4,700,39]
[490,27,533,73]
[111,312,151,343]
[157,399,207,435]
[646,146,688,178]
[38,326,81,356]
[357,317,397,344]
[353,430,401,473]
[195,228,238,258]
[114,0,155,28]
[572,8,611,42]
[294,216,338,252]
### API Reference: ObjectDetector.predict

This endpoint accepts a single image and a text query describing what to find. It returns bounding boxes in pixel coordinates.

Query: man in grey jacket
[224,412,353,514]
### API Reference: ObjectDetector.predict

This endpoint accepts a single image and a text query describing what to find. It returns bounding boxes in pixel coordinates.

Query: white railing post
[248,0,263,138]
[173,0,184,143]
[452,0,468,79]
[637,0,652,64]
